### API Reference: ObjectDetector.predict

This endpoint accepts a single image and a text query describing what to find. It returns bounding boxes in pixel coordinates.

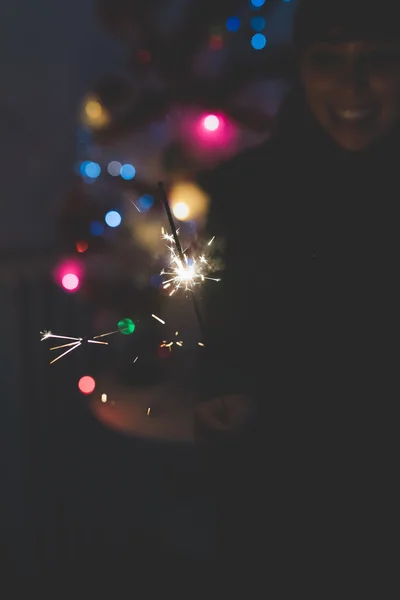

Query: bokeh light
[226,17,240,32]
[203,115,220,132]
[105,210,122,228]
[61,273,80,291]
[120,164,136,180]
[107,161,122,176]
[89,221,104,236]
[86,100,102,119]
[130,219,162,253]
[172,202,190,221]
[53,258,84,293]
[209,34,223,50]
[137,194,154,212]
[101,394,108,403]
[137,48,151,64]
[251,33,267,50]
[78,376,96,395]
[79,161,90,176]
[250,0,265,7]
[81,95,110,129]
[188,111,236,155]
[118,318,136,335]
[81,161,101,179]
[76,241,88,253]
[169,182,210,223]
[251,16,266,31]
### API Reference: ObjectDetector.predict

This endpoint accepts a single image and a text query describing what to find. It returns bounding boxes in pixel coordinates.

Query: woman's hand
[194,394,256,444]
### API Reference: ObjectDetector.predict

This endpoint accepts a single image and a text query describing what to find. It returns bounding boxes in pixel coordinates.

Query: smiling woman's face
[300,38,400,151]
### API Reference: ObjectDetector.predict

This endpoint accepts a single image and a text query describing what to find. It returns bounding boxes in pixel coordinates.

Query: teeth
[336,109,372,121]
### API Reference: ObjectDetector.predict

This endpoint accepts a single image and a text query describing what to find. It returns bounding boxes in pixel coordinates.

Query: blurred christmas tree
[56,0,296,380]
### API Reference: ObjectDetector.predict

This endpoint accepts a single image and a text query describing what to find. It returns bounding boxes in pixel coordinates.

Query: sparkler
[158,181,220,339]
[160,228,220,295]
[40,329,118,364]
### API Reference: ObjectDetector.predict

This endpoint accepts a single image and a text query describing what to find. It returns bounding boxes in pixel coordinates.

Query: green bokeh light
[118,318,135,335]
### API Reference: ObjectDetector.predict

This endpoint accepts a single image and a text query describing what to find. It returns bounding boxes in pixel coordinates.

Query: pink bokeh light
[203,114,220,132]
[177,107,238,166]
[62,273,80,291]
[53,258,84,293]
[78,376,96,395]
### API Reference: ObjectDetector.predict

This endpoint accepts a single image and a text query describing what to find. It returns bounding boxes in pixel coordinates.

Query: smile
[332,108,375,122]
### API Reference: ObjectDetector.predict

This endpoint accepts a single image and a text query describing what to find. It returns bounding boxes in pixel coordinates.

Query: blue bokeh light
[137,194,154,212]
[120,164,136,180]
[251,33,267,50]
[83,161,101,179]
[89,221,104,236]
[250,0,265,7]
[79,161,90,176]
[251,16,266,31]
[105,210,122,228]
[226,16,241,32]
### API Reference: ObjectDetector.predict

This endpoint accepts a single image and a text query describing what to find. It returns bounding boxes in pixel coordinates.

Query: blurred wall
[0,0,123,574]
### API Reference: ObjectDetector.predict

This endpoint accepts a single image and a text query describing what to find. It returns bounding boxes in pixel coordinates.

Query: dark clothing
[198,89,399,585]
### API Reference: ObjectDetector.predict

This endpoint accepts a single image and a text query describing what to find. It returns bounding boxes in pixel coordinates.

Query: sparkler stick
[158,181,207,339]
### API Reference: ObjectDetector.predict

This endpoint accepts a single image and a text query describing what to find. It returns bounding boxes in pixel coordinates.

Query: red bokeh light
[209,35,223,50]
[76,241,88,253]
[78,376,96,395]
[137,49,151,64]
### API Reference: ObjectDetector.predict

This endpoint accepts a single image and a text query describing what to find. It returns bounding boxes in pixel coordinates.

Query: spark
[198,342,205,347]
[152,314,165,325]
[93,330,119,339]
[147,407,151,416]
[159,332,184,350]
[101,394,107,403]
[160,230,220,296]
[133,357,138,363]
[130,199,141,212]
[161,227,178,244]
[40,329,119,364]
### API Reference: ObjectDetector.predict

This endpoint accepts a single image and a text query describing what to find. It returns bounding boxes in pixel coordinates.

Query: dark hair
[293,0,400,52]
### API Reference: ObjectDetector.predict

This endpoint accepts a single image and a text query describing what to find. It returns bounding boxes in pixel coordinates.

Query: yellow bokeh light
[172,202,190,220]
[169,182,210,223]
[81,95,110,129]
[86,100,102,119]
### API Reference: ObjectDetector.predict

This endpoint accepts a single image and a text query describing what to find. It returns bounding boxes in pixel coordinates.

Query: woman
[195,0,400,587]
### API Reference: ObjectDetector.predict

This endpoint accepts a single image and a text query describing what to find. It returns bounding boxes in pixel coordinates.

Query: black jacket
[197,89,399,578]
